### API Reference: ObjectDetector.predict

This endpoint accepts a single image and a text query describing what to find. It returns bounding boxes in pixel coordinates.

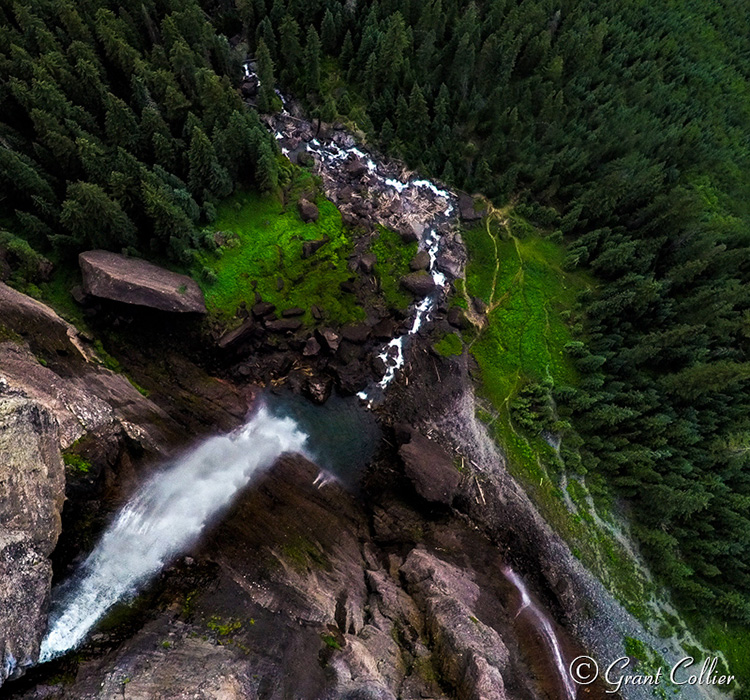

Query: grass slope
[195,182,364,327]
[464,208,654,620]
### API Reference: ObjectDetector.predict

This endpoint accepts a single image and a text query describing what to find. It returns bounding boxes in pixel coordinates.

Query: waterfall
[502,566,578,700]
[39,407,308,662]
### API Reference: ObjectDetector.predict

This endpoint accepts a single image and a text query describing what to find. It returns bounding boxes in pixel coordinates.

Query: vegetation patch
[194,179,364,327]
[368,225,417,311]
[207,616,242,637]
[62,451,91,475]
[464,209,652,620]
[623,637,675,699]
[321,634,342,651]
[689,619,746,696]
[280,535,330,573]
[433,332,463,357]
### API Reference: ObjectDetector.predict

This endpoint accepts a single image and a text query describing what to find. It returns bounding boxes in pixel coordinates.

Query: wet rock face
[79,250,206,314]
[31,455,524,700]
[400,271,437,298]
[0,393,64,684]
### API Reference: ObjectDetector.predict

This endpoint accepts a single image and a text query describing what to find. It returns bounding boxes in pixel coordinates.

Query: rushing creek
[38,77,582,700]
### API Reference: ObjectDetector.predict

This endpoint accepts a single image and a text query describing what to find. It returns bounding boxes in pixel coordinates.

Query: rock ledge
[79,250,206,313]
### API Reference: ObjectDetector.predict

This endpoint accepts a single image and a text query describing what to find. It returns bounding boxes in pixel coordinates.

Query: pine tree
[321,9,337,55]
[60,181,137,249]
[256,39,279,113]
[278,15,302,88]
[187,126,231,200]
[304,26,321,96]
[255,139,278,192]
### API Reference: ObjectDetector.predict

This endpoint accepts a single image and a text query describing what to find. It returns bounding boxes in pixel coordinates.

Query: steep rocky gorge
[0,95,715,700]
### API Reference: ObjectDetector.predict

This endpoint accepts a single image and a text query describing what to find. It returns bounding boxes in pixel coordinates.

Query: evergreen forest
[2,0,750,632]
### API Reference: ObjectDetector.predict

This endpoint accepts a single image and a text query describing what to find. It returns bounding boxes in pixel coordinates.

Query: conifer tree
[256,39,279,113]
[304,26,321,96]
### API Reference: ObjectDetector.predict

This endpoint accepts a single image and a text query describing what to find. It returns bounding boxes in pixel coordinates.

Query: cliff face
[0,392,64,682]
[0,282,246,687]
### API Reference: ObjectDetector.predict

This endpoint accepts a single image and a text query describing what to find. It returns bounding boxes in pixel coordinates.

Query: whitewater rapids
[39,407,307,662]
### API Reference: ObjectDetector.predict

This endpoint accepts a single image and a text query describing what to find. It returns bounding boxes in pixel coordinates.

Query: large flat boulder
[79,251,206,313]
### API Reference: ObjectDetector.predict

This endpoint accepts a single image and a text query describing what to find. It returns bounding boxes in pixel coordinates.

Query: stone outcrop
[458,194,483,222]
[399,431,462,505]
[79,250,206,313]
[298,198,319,222]
[402,550,510,700]
[0,282,93,361]
[0,391,64,684]
[400,271,436,298]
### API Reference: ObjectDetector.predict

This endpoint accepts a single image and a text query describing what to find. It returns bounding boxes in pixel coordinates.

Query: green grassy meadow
[194,185,364,327]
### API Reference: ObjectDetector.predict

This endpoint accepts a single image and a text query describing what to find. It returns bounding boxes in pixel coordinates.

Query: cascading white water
[503,566,578,700]
[39,407,308,662]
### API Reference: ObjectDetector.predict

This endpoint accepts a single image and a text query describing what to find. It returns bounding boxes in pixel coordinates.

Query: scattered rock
[398,432,461,505]
[371,355,387,378]
[333,362,367,395]
[400,272,436,298]
[304,376,333,404]
[303,336,321,357]
[337,340,363,365]
[398,224,420,244]
[282,306,305,317]
[409,250,431,271]
[70,285,89,305]
[341,324,371,344]
[302,238,328,258]
[359,253,377,274]
[213,231,237,248]
[311,304,324,320]
[458,193,483,222]
[472,297,488,315]
[298,199,319,223]
[252,301,276,319]
[240,75,259,98]
[317,328,341,354]
[447,306,471,330]
[276,277,284,291]
[372,318,396,340]
[79,250,206,314]
[338,186,355,203]
[297,150,314,167]
[339,280,357,294]
[265,318,302,333]
[217,319,256,350]
[398,221,424,243]
[344,157,369,178]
